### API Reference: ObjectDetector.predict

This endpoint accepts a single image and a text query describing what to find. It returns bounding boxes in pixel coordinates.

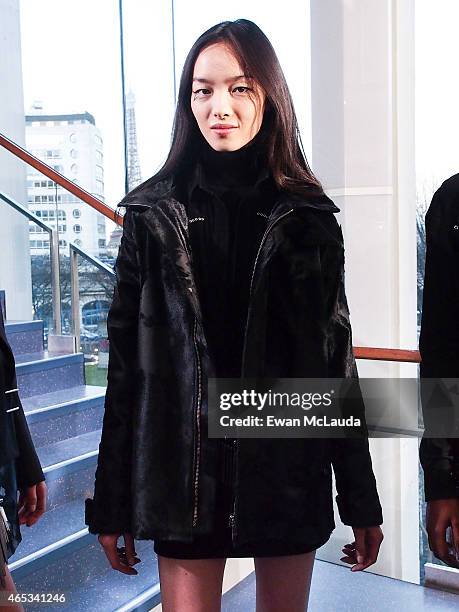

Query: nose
[211,91,233,118]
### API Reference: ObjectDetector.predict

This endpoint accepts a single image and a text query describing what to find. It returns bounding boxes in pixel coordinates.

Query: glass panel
[17,0,124,282]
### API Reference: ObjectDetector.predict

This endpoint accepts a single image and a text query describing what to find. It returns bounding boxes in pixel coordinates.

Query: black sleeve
[0,308,44,489]
[323,223,383,527]
[85,207,141,534]
[419,181,459,501]
[14,394,45,488]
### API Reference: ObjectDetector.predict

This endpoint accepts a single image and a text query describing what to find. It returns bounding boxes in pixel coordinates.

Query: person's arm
[418,180,459,567]
[419,181,459,501]
[319,222,384,572]
[85,207,141,535]
[13,394,45,488]
[321,222,383,528]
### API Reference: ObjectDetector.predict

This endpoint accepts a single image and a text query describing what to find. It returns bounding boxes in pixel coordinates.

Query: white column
[0,0,33,321]
[310,0,419,583]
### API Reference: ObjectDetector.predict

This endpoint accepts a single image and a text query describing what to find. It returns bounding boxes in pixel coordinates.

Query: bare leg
[158,555,227,612]
[0,566,24,612]
[254,551,316,612]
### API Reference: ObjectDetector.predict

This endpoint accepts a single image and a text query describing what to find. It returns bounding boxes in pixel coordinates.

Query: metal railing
[70,242,115,350]
[0,190,62,335]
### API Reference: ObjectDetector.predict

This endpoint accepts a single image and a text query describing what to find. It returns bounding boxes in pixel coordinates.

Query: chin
[211,138,246,152]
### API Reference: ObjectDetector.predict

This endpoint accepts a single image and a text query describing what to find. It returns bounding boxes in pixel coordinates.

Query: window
[98,238,106,249]
[74,239,82,246]
[73,224,82,233]
[73,209,81,218]
[70,149,78,158]
[69,133,77,142]
[71,163,78,174]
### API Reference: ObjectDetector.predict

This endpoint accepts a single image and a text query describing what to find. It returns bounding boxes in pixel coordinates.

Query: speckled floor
[221,559,459,611]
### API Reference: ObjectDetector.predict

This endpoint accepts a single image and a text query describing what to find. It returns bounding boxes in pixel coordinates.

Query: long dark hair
[122,18,324,207]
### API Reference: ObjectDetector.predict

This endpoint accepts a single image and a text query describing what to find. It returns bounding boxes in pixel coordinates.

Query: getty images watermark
[207,377,459,439]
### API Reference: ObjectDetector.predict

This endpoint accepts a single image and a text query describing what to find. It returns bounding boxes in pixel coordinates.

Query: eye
[233,86,251,94]
[193,88,211,96]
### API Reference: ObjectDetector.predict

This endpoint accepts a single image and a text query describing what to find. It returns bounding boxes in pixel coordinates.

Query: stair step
[5,319,44,355]
[8,499,87,564]
[37,429,100,512]
[12,537,161,612]
[23,385,106,448]
[38,430,101,472]
[15,351,85,398]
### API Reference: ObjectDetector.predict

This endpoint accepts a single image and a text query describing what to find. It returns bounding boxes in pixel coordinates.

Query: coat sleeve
[322,222,383,527]
[419,181,459,501]
[0,308,44,488]
[85,207,141,534]
[13,392,45,488]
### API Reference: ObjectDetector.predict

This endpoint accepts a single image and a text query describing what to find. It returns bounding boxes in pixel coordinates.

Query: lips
[211,124,237,130]
[211,125,237,135]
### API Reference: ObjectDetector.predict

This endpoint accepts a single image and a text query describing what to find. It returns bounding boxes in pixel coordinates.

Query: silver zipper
[230,439,239,541]
[192,317,202,528]
[231,207,294,540]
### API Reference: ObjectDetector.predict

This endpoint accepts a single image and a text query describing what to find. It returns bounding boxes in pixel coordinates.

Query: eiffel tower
[126,89,142,191]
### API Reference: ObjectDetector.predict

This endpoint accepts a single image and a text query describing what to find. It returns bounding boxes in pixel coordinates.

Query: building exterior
[25,108,107,256]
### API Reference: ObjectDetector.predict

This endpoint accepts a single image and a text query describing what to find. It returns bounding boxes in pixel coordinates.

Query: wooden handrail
[0,132,122,225]
[354,347,420,363]
[1,131,423,364]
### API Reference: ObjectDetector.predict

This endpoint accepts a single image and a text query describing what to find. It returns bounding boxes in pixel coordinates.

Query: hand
[17,480,47,526]
[341,526,384,571]
[426,498,459,568]
[98,532,141,575]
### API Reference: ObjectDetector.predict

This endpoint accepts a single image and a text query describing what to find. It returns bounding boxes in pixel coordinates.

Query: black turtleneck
[196,128,269,199]
[184,129,278,381]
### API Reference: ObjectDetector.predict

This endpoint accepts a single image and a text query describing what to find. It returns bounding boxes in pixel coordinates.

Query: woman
[0,306,47,607]
[86,19,383,611]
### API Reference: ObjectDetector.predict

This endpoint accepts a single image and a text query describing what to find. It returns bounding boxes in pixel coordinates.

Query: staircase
[5,317,162,611]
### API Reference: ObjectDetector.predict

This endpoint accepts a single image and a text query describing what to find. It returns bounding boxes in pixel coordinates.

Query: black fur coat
[85,177,383,546]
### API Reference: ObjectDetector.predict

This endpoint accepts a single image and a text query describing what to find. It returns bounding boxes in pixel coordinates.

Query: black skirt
[153,439,329,559]
[0,459,21,586]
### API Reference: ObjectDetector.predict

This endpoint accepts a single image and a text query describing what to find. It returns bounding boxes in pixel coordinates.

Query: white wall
[0,0,33,320]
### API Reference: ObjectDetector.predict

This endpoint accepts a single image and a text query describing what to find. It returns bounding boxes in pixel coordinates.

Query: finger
[433,550,459,569]
[340,555,356,565]
[124,534,140,566]
[20,492,38,525]
[100,539,137,575]
[354,530,367,566]
[363,532,384,568]
[431,526,451,563]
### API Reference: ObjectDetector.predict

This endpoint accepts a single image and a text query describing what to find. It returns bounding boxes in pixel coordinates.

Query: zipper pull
[228,513,235,528]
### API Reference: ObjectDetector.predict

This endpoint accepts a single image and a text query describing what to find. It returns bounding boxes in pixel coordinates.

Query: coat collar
[120,174,341,216]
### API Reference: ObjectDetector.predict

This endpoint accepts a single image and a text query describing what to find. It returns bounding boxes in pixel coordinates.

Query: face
[190,42,266,151]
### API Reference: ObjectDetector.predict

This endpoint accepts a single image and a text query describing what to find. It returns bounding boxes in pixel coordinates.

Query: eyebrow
[192,75,247,85]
